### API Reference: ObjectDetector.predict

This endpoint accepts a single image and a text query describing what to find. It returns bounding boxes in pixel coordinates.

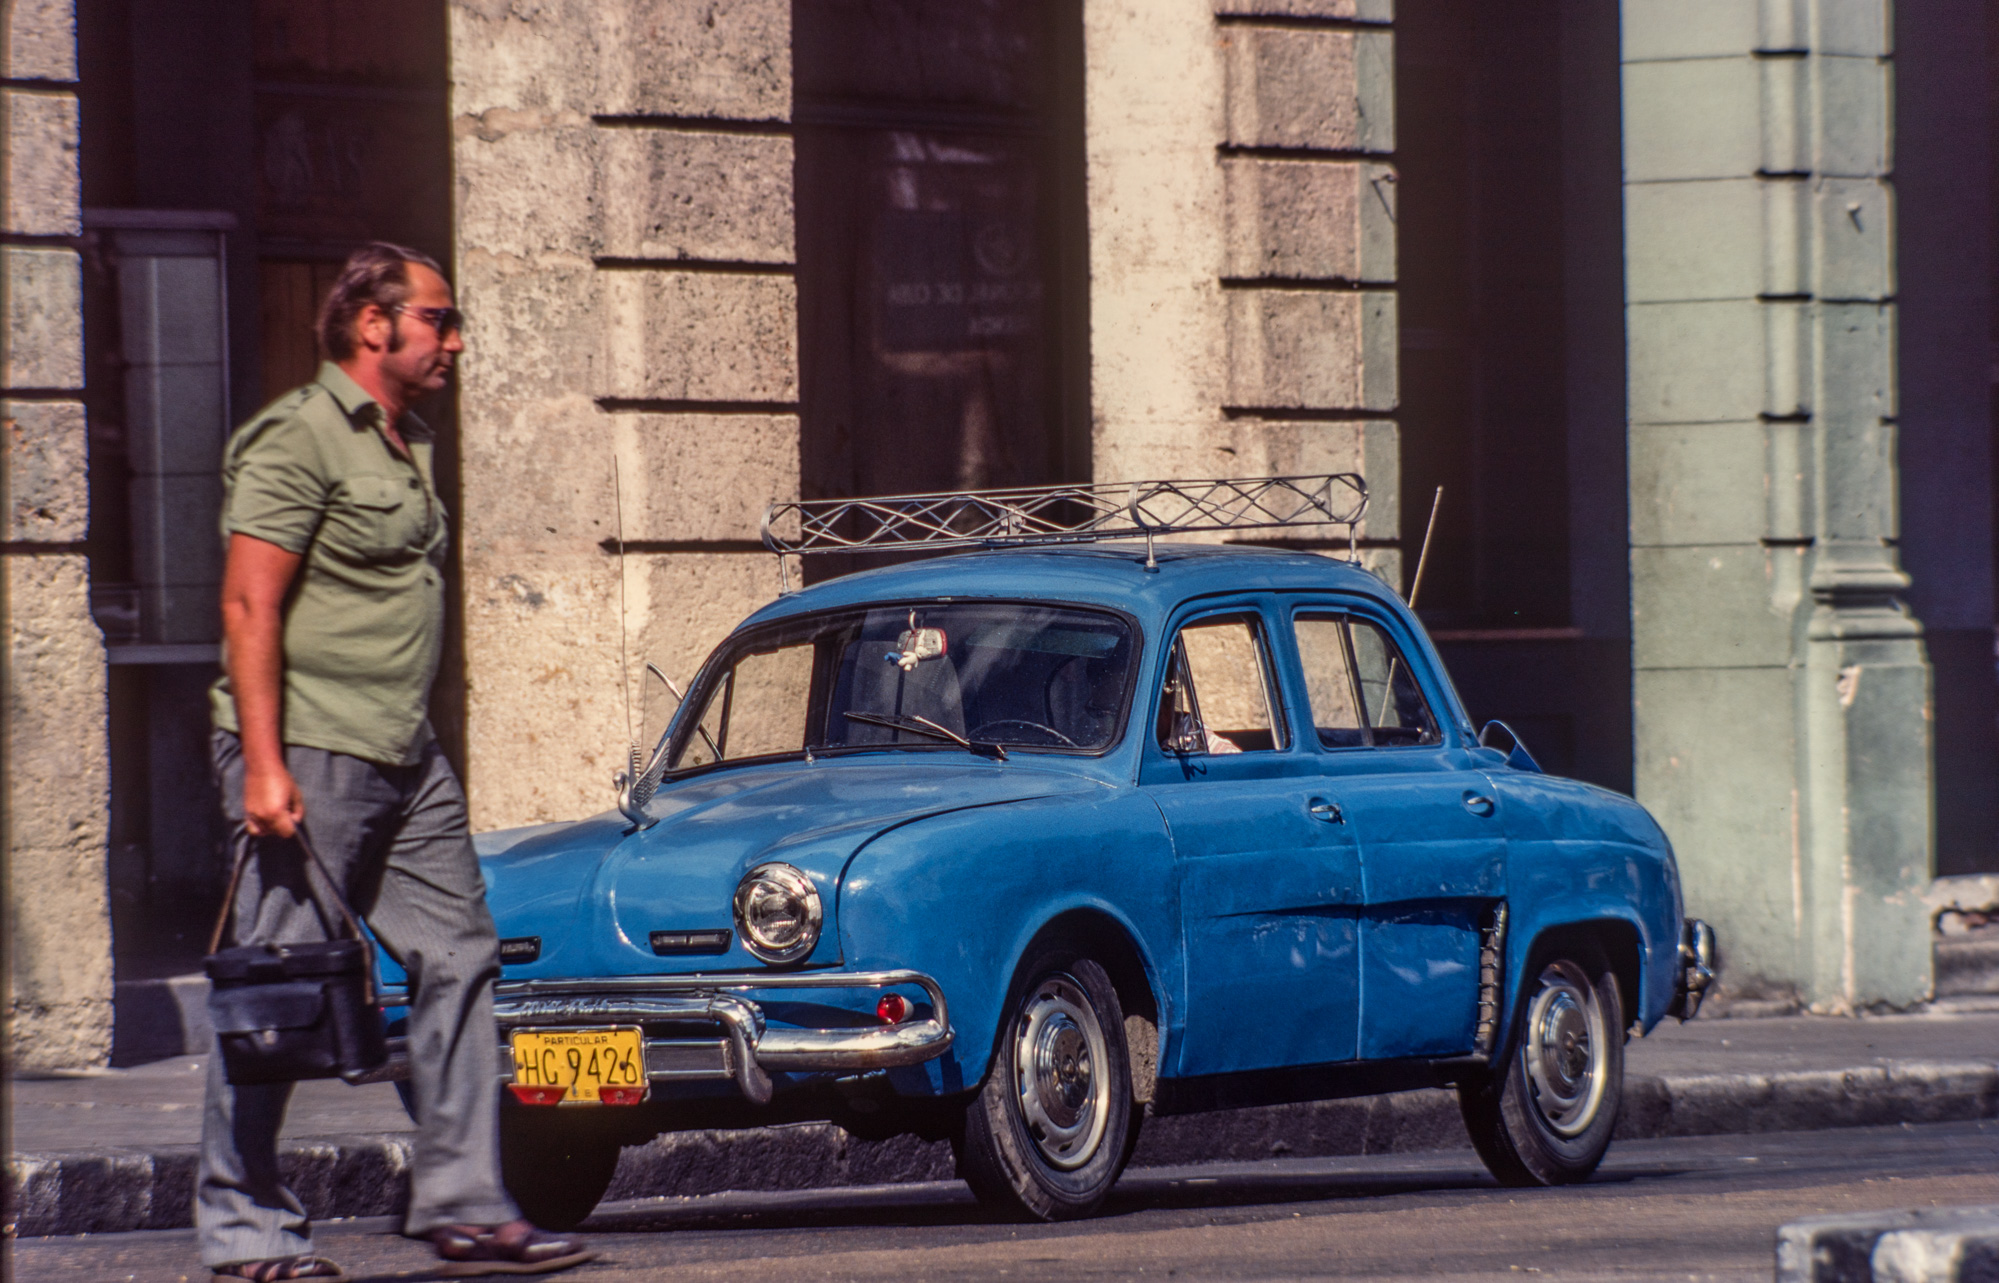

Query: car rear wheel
[498,1101,624,1231]
[1458,945,1625,1187]
[955,953,1136,1221]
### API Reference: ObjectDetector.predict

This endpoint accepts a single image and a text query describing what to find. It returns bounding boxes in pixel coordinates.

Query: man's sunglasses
[395,304,465,337]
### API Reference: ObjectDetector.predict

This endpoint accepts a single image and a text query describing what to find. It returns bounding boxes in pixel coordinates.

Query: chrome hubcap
[1013,974,1110,1170]
[1521,960,1607,1138]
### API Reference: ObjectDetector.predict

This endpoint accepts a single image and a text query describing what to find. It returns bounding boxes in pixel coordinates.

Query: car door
[1143,602,1363,1076]
[1286,604,1505,1062]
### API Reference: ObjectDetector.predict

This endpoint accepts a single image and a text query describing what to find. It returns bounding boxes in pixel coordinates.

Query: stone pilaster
[1086,0,1398,574]
[451,0,795,828]
[1623,0,1931,1011]
[3,0,111,1069]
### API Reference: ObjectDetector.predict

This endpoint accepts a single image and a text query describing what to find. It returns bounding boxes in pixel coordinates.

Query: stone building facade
[6,0,1994,1069]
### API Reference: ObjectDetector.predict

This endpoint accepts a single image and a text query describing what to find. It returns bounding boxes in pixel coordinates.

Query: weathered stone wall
[1086,0,1399,575]
[1623,0,1932,1011]
[4,0,112,1069]
[451,0,795,829]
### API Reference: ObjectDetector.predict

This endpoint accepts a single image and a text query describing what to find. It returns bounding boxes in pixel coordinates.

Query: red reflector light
[508,1084,567,1106]
[876,993,910,1024]
[598,1086,647,1106]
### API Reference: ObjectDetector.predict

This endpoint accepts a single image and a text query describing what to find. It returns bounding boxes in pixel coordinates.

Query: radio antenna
[1408,486,1443,608]
[613,456,636,752]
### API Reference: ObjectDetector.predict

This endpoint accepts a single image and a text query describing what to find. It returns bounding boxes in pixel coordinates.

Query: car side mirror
[1478,720,1543,774]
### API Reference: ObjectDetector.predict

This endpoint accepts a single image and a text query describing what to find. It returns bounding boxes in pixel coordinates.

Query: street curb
[1777,1206,1999,1282]
[9,1061,1999,1238]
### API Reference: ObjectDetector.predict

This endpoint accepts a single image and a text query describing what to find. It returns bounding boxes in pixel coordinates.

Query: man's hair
[316,241,447,360]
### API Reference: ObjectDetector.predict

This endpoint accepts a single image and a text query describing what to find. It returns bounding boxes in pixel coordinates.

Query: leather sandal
[430,1221,595,1277]
[210,1257,348,1282]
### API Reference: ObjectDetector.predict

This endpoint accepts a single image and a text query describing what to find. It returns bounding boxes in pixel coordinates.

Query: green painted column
[1622,0,1932,1011]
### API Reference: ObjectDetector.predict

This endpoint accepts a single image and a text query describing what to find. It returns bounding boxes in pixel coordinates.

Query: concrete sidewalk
[9,1005,1999,1238]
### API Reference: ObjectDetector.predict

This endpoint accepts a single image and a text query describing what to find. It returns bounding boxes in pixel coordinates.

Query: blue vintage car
[380,478,1714,1229]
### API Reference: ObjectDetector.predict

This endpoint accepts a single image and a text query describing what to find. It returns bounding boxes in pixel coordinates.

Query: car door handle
[1462,792,1496,817]
[1308,799,1344,824]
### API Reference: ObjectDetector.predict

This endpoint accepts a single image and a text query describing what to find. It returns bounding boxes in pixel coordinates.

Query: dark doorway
[1394,0,1631,790]
[791,0,1091,582]
[78,0,454,1028]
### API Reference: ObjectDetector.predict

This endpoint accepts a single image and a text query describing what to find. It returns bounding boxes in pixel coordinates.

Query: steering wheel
[968,719,1079,748]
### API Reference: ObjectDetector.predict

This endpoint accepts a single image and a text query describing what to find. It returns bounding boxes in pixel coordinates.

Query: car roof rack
[760,474,1368,589]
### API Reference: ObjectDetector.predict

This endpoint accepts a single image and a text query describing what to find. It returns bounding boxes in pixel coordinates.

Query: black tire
[498,1102,624,1231]
[955,953,1137,1221]
[1458,943,1625,1187]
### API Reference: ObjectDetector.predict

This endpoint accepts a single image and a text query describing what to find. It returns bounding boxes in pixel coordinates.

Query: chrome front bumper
[367,969,953,1104]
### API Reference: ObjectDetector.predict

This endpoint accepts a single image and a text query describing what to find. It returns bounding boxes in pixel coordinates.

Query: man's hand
[221,533,307,835]
[242,762,306,837]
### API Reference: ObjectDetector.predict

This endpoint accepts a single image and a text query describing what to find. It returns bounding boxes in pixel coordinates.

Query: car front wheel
[955,953,1136,1221]
[498,1101,624,1231]
[1458,946,1625,1186]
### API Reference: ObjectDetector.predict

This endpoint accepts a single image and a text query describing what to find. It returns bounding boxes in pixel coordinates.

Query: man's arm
[221,532,306,836]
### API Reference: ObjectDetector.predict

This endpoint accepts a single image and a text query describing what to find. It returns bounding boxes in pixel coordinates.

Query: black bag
[204,824,388,1086]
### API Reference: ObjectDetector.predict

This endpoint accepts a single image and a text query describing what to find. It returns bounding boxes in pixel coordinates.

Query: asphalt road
[12,1120,1999,1282]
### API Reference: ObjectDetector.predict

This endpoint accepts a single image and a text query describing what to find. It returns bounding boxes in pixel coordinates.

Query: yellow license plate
[509,1026,647,1104]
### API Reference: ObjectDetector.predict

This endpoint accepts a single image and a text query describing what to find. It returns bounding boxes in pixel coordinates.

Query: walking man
[201,243,591,1280]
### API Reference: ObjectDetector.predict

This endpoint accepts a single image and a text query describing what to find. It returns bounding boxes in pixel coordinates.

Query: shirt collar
[315,361,431,443]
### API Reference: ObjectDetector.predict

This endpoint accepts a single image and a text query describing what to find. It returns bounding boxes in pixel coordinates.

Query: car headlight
[733,863,822,964]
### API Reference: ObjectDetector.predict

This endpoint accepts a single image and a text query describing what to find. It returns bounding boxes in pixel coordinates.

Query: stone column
[4,0,112,1069]
[1085,0,1398,571]
[1623,0,1932,1011]
[451,0,798,828]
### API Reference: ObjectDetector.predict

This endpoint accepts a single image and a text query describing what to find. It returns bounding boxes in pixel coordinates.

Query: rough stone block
[599,129,794,263]
[5,552,110,1071]
[1813,54,1891,178]
[1223,158,1393,283]
[462,549,773,829]
[599,269,797,403]
[1632,664,1800,987]
[2,90,79,236]
[621,412,798,541]
[449,0,602,117]
[1225,289,1395,411]
[1812,177,1893,301]
[599,0,790,119]
[2,246,83,390]
[1226,417,1397,542]
[454,256,600,406]
[1811,0,1891,58]
[453,110,600,259]
[1223,27,1391,153]
[1630,543,1800,671]
[5,0,76,81]
[1620,0,1756,61]
[1627,299,1764,425]
[3,400,86,542]
[1622,58,1760,183]
[1623,179,1762,304]
[1629,422,1768,548]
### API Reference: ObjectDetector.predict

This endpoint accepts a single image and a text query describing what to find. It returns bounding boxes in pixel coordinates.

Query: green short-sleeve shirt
[209,363,449,766]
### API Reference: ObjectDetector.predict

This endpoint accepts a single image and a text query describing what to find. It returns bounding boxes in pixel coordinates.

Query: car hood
[476,756,1106,977]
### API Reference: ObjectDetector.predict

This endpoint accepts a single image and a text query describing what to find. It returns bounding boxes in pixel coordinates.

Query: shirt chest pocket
[330,474,427,563]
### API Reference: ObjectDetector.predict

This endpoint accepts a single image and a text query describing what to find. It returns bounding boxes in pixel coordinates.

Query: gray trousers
[198,731,518,1267]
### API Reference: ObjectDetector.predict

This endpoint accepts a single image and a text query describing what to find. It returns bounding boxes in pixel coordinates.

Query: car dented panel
[834,786,1177,1095]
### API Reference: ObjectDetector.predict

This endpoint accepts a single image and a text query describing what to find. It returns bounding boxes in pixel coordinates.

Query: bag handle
[205,821,382,1006]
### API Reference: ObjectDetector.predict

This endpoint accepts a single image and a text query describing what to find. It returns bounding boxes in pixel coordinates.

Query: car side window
[676,641,815,767]
[1157,614,1287,754]
[1348,618,1442,746]
[1293,614,1369,748]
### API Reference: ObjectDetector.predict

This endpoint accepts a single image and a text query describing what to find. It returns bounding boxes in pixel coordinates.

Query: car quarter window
[1348,618,1442,746]
[1157,614,1287,754]
[678,641,816,766]
[1292,614,1369,748]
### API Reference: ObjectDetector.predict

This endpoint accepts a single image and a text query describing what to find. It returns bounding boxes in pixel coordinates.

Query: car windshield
[666,601,1137,770]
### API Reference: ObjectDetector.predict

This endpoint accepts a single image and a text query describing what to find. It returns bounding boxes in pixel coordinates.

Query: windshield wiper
[841,711,1007,761]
